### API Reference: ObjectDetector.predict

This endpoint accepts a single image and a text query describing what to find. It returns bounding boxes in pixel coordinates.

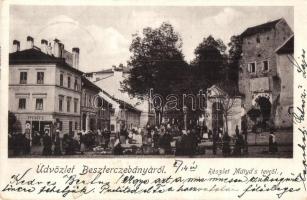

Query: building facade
[275,36,294,128]
[99,90,141,133]
[81,76,111,132]
[9,36,82,136]
[238,18,293,128]
[86,65,155,128]
[206,84,243,136]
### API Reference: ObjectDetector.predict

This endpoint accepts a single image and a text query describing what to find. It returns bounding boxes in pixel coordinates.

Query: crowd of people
[112,123,256,157]
[8,122,278,156]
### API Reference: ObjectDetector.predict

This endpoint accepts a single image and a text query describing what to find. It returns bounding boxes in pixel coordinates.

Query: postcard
[0,0,306,199]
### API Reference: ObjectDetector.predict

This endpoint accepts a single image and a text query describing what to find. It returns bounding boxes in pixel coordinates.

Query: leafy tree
[191,35,227,88]
[227,35,242,83]
[121,22,188,122]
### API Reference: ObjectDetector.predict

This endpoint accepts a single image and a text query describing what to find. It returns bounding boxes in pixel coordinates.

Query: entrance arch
[255,96,271,125]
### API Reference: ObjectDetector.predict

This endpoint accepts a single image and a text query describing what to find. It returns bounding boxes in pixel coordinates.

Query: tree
[191,35,227,88]
[121,22,188,122]
[227,35,242,84]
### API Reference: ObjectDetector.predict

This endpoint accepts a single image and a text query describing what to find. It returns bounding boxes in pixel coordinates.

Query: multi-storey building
[9,36,82,135]
[81,76,111,132]
[85,65,155,128]
[99,90,141,133]
[238,18,293,128]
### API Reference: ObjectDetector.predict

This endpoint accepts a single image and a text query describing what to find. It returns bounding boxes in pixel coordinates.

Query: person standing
[222,132,231,157]
[113,139,123,155]
[269,130,278,153]
[79,132,85,155]
[97,129,102,146]
[104,128,111,149]
[24,130,31,155]
[42,130,52,156]
[190,129,198,156]
[53,132,62,155]
[212,129,218,155]
[234,128,244,156]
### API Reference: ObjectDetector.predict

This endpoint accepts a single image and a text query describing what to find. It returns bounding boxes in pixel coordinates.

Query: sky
[10,6,293,72]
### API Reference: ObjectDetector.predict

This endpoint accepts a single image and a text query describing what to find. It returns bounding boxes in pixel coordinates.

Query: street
[14,129,293,158]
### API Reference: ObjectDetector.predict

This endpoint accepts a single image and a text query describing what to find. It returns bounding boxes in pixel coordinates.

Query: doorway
[255,96,271,129]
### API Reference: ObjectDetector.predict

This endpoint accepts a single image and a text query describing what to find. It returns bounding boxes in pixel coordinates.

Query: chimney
[47,41,52,55]
[53,38,60,57]
[72,47,79,69]
[59,42,64,57]
[13,40,20,52]
[26,36,34,49]
[41,39,48,54]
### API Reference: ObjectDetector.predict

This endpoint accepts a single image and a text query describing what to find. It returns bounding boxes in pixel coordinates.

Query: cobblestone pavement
[12,129,293,158]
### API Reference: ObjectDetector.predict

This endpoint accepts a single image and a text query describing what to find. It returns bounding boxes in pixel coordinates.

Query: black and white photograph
[7,5,294,158]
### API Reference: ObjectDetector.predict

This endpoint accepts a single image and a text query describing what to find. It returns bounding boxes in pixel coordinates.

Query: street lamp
[183,105,188,130]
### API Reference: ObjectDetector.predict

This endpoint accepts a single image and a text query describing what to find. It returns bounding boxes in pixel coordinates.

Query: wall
[9,64,57,114]
[275,53,293,128]
[53,65,82,133]
[206,97,242,136]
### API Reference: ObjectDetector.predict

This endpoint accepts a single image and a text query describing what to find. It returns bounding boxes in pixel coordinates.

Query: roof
[113,98,142,113]
[92,68,114,74]
[209,80,244,98]
[81,76,102,92]
[101,90,141,113]
[276,35,294,54]
[241,18,282,37]
[9,48,83,75]
[86,67,131,75]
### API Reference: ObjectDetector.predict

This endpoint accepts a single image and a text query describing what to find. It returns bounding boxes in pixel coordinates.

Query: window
[74,99,78,113]
[75,122,78,130]
[37,72,44,84]
[67,76,71,88]
[20,72,27,84]
[74,78,78,90]
[263,60,269,71]
[256,35,260,43]
[35,99,43,110]
[18,98,26,109]
[59,96,63,112]
[248,62,256,73]
[60,74,63,86]
[67,98,71,112]
[59,121,63,131]
[88,95,91,107]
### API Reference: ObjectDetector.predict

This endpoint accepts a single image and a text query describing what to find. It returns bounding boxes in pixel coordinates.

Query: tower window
[248,62,256,73]
[263,60,269,71]
[256,35,260,43]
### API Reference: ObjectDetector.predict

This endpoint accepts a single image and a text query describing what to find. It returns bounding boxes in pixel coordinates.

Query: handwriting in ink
[290,85,306,124]
[173,160,198,173]
[297,126,307,191]
[289,49,307,79]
